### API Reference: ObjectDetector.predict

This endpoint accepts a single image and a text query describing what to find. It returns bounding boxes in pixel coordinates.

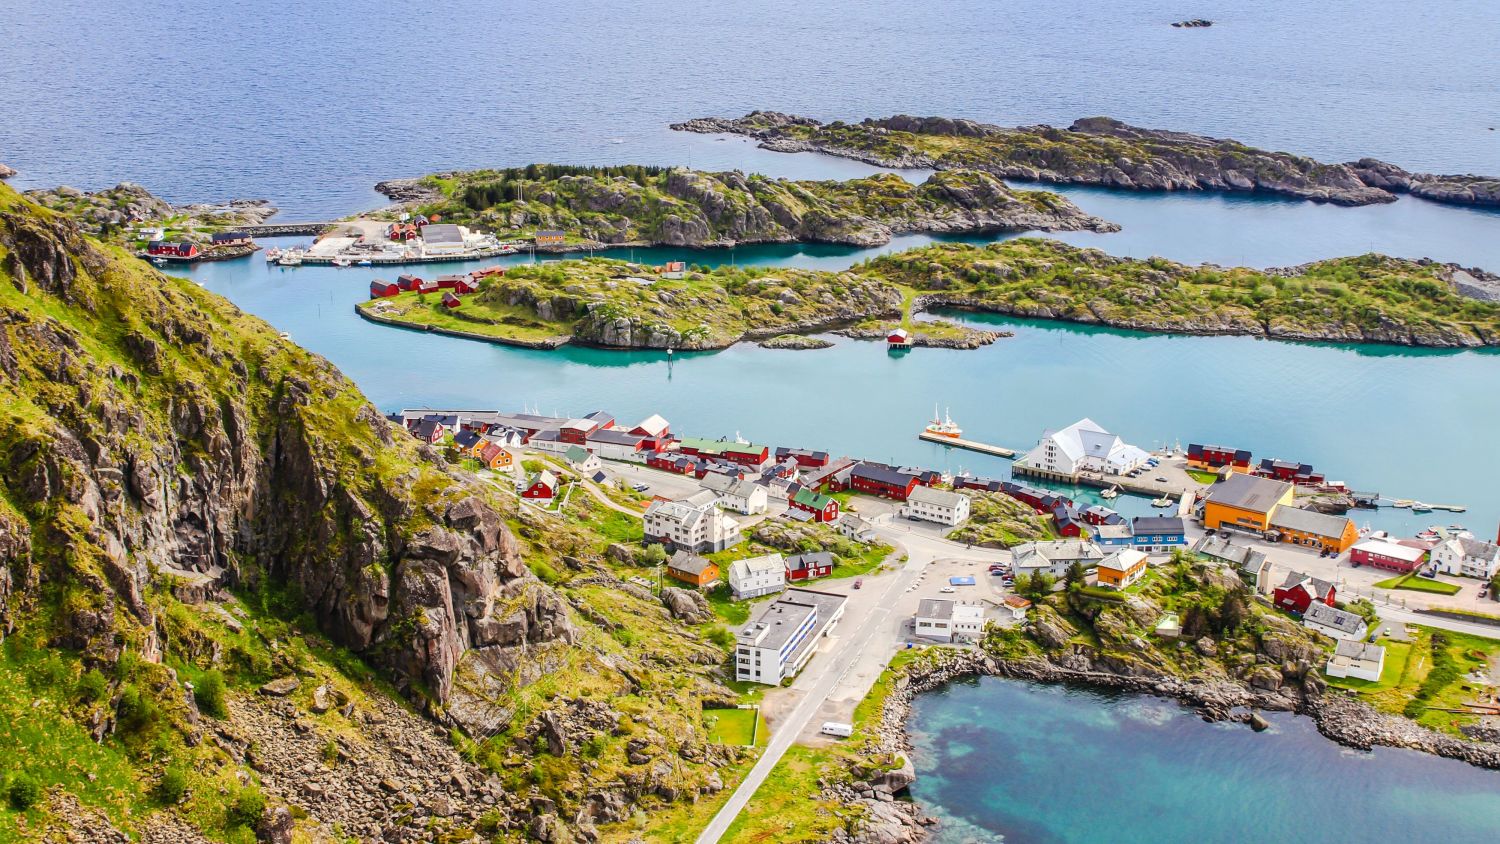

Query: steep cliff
[0,184,740,839]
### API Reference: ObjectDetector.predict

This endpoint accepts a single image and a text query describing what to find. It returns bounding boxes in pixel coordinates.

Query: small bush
[154,767,189,805]
[8,774,41,810]
[115,684,162,736]
[705,626,734,649]
[194,670,228,719]
[227,786,266,828]
[76,669,109,703]
[321,739,340,766]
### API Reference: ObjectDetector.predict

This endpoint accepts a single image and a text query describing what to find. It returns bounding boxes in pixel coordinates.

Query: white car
[940,586,956,593]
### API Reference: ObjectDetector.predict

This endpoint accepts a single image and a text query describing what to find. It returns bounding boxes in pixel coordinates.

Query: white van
[820,721,854,738]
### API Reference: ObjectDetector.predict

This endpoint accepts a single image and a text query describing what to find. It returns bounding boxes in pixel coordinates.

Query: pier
[917,431,1016,458]
[236,222,336,237]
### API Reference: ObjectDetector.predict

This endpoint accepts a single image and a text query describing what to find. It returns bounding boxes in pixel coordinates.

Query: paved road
[693,520,995,844]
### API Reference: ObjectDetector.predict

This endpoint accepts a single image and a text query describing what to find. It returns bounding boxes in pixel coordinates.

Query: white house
[734,589,847,684]
[1018,418,1149,477]
[1431,537,1500,580]
[903,486,971,527]
[914,599,986,643]
[1011,540,1105,579]
[1326,639,1385,682]
[420,223,473,254]
[838,515,877,544]
[564,445,602,475]
[729,553,786,600]
[1302,602,1368,641]
[1002,595,1032,620]
[701,473,769,515]
[644,496,742,554]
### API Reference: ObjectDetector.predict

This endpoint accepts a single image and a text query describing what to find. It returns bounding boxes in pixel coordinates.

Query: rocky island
[0,182,761,841]
[359,238,1500,350]
[25,180,276,242]
[372,162,1118,250]
[672,111,1500,208]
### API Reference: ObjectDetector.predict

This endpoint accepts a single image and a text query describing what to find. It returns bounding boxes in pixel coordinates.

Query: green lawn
[706,586,752,626]
[1326,626,1500,735]
[1187,469,1221,484]
[826,543,894,579]
[705,707,762,747]
[1374,572,1463,596]
[593,509,644,544]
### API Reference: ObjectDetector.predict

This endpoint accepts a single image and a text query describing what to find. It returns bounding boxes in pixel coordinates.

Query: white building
[420,223,473,254]
[1011,540,1105,579]
[903,486,971,527]
[838,515,878,544]
[913,599,986,643]
[564,445,602,475]
[1302,602,1368,641]
[734,589,847,685]
[701,473,770,515]
[644,496,742,554]
[1018,418,1150,477]
[586,429,651,462]
[1431,537,1500,580]
[1002,595,1032,620]
[1326,639,1385,682]
[729,553,786,600]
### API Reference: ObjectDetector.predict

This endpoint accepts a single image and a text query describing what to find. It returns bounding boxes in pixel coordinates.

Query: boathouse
[887,328,912,349]
[369,279,400,298]
[397,274,422,290]
[210,231,250,246]
[1187,443,1252,473]
[441,291,462,309]
[147,240,199,258]
[775,447,831,469]
[535,230,566,246]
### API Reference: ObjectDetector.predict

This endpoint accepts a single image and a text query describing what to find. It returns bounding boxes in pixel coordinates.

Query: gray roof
[786,552,835,573]
[668,551,715,576]
[1192,534,1267,569]
[422,223,464,244]
[737,588,846,652]
[1206,474,1292,514]
[1268,507,1352,539]
[908,485,968,509]
[916,598,955,620]
[1334,638,1384,663]
[1132,516,1185,535]
[1279,570,1334,600]
[1304,602,1366,635]
[587,429,646,446]
[1013,540,1105,566]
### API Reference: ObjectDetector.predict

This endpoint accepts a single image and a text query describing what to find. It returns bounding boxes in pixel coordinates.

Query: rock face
[0,162,15,180]
[661,587,713,624]
[673,112,1500,209]
[0,184,571,733]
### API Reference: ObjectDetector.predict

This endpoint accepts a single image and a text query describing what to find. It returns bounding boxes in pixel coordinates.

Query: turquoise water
[908,677,1500,843]
[183,245,1499,537]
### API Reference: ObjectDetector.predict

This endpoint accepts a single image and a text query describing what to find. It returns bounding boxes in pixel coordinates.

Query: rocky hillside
[376,163,1117,248]
[25,181,275,243]
[673,112,1500,208]
[0,184,745,840]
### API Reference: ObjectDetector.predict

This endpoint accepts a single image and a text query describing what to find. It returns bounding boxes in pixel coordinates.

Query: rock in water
[0,162,15,179]
[1249,712,1270,732]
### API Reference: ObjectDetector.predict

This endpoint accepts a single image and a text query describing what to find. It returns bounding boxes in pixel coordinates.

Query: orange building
[666,552,720,589]
[1268,507,1360,553]
[1096,549,1148,590]
[1202,474,1295,532]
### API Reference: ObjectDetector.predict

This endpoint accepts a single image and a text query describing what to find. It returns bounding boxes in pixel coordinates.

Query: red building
[1051,503,1087,538]
[788,488,840,523]
[453,278,478,295]
[786,552,834,581]
[677,438,769,467]
[1187,443,1252,472]
[954,476,1004,493]
[369,279,400,298]
[849,463,918,500]
[521,471,558,500]
[1273,572,1337,615]
[1255,458,1326,486]
[147,241,199,258]
[775,447,830,469]
[887,328,912,349]
[441,291,462,308]
[397,274,422,290]
[1349,539,1428,573]
[417,280,440,294]
[436,274,466,289]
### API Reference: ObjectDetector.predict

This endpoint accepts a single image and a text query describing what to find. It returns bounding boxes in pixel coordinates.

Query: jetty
[917,431,1016,458]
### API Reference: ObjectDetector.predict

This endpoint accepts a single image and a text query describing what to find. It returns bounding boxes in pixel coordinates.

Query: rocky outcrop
[758,333,835,349]
[674,112,1500,209]
[24,181,275,240]
[661,587,713,624]
[373,175,446,206]
[0,162,15,180]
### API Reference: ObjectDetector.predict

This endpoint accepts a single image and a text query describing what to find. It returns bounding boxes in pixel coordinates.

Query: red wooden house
[954,476,1004,493]
[849,463,918,500]
[369,279,400,298]
[887,328,912,349]
[1051,503,1087,538]
[417,280,440,294]
[436,274,466,290]
[471,265,506,279]
[1255,459,1326,486]
[1187,443,1252,473]
[147,241,199,258]
[1273,572,1336,615]
[397,274,423,291]
[786,552,834,582]
[775,448,831,469]
[452,278,478,295]
[788,488,840,523]
[521,470,558,500]
[441,291,462,308]
[412,418,445,444]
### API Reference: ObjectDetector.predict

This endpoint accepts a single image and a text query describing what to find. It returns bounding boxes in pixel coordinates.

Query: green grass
[1187,469,1221,484]
[704,707,761,746]
[593,508,644,544]
[825,543,893,579]
[706,585,753,626]
[1326,627,1500,735]
[1374,572,1463,595]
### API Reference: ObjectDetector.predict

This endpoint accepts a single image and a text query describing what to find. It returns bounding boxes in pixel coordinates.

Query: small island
[672,112,1500,208]
[370,163,1118,251]
[358,239,1500,350]
[25,181,276,261]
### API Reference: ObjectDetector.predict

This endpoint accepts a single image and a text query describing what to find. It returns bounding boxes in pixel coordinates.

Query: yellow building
[1097,549,1148,590]
[1269,507,1360,553]
[1202,474,1295,532]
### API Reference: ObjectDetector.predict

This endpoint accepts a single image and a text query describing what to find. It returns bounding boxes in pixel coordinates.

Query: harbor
[268,218,523,267]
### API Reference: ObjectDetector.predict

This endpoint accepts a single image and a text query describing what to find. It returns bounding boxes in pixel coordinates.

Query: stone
[258,677,300,697]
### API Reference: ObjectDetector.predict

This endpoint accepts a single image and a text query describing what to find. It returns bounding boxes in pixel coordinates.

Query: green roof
[792,488,834,509]
[565,445,591,462]
[678,437,767,456]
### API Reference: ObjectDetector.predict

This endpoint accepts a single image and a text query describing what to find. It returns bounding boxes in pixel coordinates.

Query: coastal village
[390,402,1500,728]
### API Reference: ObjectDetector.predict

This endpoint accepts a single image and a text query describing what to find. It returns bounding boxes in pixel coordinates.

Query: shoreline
[841,649,1500,842]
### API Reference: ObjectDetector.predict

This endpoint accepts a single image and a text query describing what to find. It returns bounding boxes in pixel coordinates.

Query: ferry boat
[924,405,962,439]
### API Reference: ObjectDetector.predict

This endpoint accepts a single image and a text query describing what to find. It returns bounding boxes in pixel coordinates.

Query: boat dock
[917,431,1016,458]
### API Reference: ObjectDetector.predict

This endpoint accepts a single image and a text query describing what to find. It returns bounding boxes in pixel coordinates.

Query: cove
[906,676,1500,843]
[183,246,1498,537]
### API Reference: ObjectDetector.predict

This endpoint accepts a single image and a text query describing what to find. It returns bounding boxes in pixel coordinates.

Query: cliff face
[0,185,567,723]
[382,164,1117,248]
[673,111,1500,208]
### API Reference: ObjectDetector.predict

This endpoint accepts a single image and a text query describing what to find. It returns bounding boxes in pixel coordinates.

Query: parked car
[940,586,956,593]
[853,579,863,589]
[630,482,649,492]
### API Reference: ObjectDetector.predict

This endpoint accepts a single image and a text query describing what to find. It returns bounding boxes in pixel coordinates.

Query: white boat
[276,251,303,266]
[264,248,281,262]
[1100,486,1120,500]
[1411,501,1433,513]
[1151,496,1174,508]
[924,404,963,439]
[332,258,352,267]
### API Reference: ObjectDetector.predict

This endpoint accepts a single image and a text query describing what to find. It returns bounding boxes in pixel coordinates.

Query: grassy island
[360,239,1500,349]
[374,163,1116,249]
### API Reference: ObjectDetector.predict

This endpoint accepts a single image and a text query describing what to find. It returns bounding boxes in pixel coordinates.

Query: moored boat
[924,405,962,439]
